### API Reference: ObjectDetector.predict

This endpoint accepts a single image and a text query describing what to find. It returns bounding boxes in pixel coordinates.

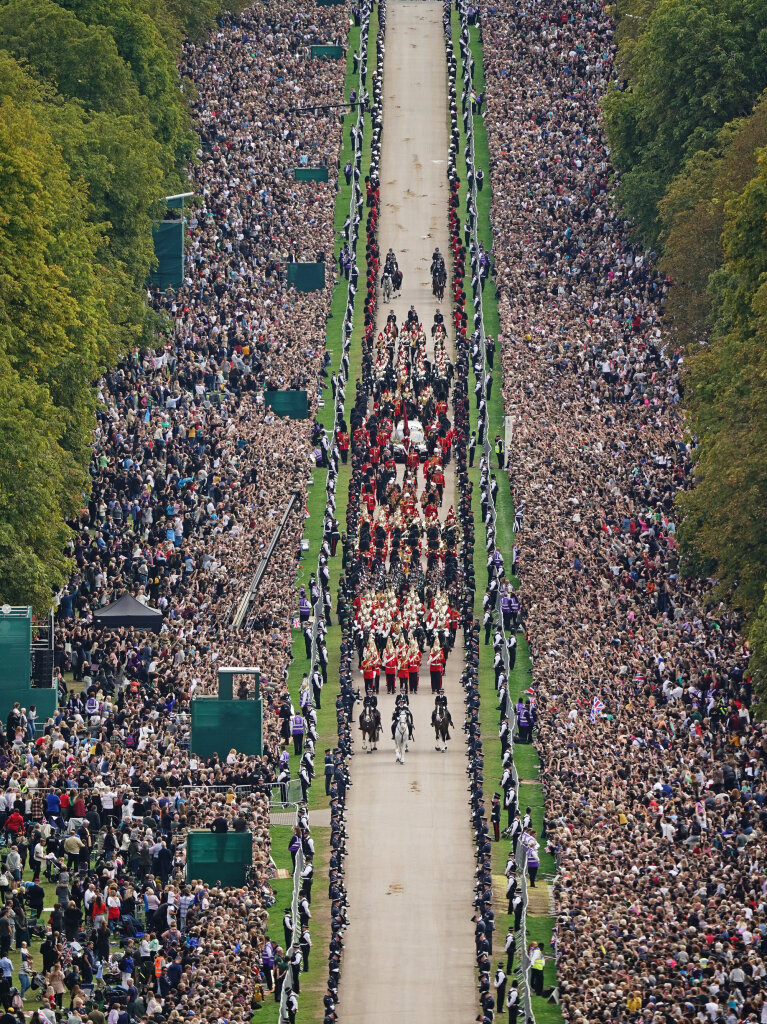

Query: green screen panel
[287,262,326,291]
[294,167,329,182]
[0,612,32,721]
[32,690,58,722]
[0,610,58,725]
[186,831,253,888]
[264,391,308,419]
[150,220,184,290]
[310,45,344,58]
[190,698,263,760]
[0,613,31,690]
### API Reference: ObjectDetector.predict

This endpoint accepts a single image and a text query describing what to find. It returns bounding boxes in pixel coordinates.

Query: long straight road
[337,4,477,1021]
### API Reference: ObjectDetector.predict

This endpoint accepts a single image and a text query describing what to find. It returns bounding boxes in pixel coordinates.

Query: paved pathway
[338,4,477,1020]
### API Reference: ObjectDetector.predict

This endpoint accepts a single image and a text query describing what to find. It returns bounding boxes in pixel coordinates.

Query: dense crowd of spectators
[476,0,766,1022]
[0,3,354,1023]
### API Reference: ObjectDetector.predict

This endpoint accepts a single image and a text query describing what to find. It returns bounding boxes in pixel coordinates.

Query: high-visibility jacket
[529,949,545,972]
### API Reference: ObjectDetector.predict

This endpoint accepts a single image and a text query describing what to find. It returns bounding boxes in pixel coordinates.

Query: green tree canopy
[0,54,159,451]
[658,93,767,346]
[0,0,144,115]
[0,0,247,611]
[57,0,196,172]
[678,150,767,642]
[604,0,767,243]
[0,91,95,604]
[0,353,84,612]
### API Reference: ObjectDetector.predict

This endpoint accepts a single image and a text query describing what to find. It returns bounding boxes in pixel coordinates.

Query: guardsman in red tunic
[408,641,421,694]
[448,604,460,647]
[397,644,410,694]
[383,640,398,694]
[370,647,381,693]
[337,428,350,464]
[438,432,451,463]
[433,465,445,504]
[429,641,445,693]
[362,645,377,694]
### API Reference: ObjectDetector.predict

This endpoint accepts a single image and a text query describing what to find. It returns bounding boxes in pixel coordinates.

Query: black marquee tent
[93,593,163,631]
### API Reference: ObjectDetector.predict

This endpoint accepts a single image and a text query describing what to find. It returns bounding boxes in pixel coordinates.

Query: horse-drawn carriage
[391,419,428,462]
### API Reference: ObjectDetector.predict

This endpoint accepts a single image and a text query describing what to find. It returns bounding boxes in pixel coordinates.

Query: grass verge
[262,825,332,1024]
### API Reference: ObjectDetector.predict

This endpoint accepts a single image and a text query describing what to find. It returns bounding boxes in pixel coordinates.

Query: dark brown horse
[431,705,454,752]
[359,705,382,751]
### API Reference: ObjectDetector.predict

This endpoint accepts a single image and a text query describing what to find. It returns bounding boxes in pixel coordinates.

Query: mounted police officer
[391,693,414,740]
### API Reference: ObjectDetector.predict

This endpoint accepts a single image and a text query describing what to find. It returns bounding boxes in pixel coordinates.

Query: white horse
[381,272,393,302]
[394,709,410,764]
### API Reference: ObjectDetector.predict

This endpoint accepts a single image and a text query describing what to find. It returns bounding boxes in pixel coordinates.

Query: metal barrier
[25,780,304,815]
[278,804,306,1023]
[232,491,301,629]
[265,778,304,807]
[20,782,255,803]
[453,3,536,1018]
